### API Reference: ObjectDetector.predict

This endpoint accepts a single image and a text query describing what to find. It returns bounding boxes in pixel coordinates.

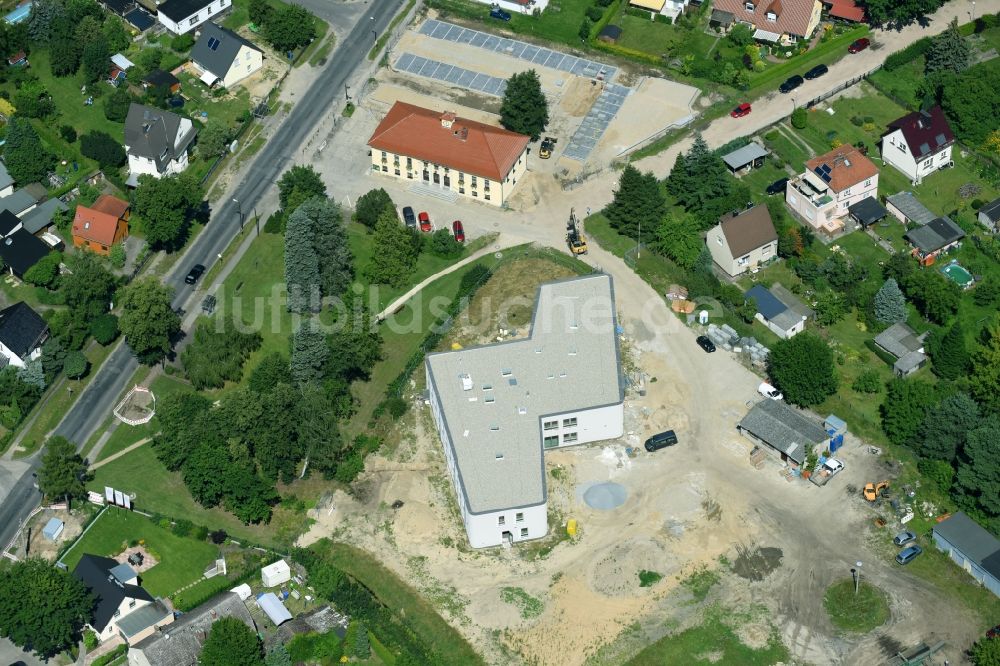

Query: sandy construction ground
[595,77,700,162]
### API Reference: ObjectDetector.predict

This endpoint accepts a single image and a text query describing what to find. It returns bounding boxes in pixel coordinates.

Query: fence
[800,64,883,109]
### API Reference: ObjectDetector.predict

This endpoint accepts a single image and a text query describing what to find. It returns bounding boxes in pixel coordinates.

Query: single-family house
[847,197,889,229]
[706,204,778,277]
[978,197,1000,233]
[885,191,937,226]
[721,141,768,174]
[156,0,232,35]
[881,107,954,185]
[0,301,48,368]
[737,398,828,466]
[744,283,814,339]
[712,0,822,43]
[0,187,41,218]
[873,322,927,376]
[0,162,13,198]
[142,69,182,94]
[190,23,263,88]
[932,512,1000,598]
[124,103,197,183]
[72,195,130,255]
[128,591,256,666]
[785,144,879,235]
[0,228,51,278]
[72,554,173,644]
[904,216,964,266]
[7,50,27,67]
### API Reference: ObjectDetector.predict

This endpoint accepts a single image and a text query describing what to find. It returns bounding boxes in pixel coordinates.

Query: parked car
[644,430,678,452]
[490,6,511,20]
[895,545,923,565]
[849,37,870,53]
[804,64,828,79]
[418,211,432,232]
[402,206,416,229]
[730,102,752,118]
[766,177,789,195]
[184,264,206,284]
[696,335,716,353]
[987,624,1000,639]
[892,531,917,547]
[452,220,465,243]
[758,382,783,400]
[779,75,804,93]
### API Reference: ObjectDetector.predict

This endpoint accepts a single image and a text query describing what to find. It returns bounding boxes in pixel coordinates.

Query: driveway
[288,0,372,35]
[0,637,46,666]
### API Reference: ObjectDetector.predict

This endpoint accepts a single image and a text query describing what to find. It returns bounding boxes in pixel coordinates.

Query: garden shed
[42,518,64,541]
[598,25,622,44]
[722,142,768,174]
[256,592,293,626]
[261,559,291,587]
[847,197,888,228]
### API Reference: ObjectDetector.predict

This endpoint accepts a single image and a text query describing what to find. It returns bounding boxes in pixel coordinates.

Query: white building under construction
[425,274,625,548]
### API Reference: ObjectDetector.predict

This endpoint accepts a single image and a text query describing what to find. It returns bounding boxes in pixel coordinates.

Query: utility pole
[254,206,260,236]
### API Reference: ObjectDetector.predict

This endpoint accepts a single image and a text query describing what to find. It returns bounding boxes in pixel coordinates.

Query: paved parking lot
[563,83,630,162]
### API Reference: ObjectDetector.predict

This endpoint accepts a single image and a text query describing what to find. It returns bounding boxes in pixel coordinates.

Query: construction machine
[567,209,588,255]
[863,480,890,502]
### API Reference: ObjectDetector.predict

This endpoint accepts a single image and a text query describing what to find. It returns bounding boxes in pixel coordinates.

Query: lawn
[615,14,690,56]
[60,510,218,598]
[900,535,1000,627]
[823,579,890,634]
[748,25,870,94]
[760,127,814,173]
[428,0,604,46]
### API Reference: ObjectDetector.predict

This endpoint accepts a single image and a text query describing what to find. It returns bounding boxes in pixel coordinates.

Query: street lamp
[852,561,863,595]
[371,15,377,41]
[233,197,244,230]
[972,0,976,20]
[344,84,351,102]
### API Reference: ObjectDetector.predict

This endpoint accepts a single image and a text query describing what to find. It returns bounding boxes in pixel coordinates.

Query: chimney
[440,111,456,129]
[459,127,469,141]
[142,122,151,134]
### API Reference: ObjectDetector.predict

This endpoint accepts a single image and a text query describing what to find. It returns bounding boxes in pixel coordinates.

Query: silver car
[893,531,917,547]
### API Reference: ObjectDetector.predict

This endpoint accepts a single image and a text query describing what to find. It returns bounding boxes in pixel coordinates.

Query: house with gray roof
[0,301,48,368]
[904,216,964,265]
[932,512,1000,598]
[978,197,1000,233]
[72,554,171,644]
[886,191,936,226]
[737,399,828,466]
[425,274,624,549]
[0,161,13,197]
[124,103,197,185]
[128,591,256,666]
[744,283,814,339]
[191,23,263,89]
[873,322,927,376]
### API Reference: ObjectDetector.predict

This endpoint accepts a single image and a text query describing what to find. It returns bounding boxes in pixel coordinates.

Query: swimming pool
[940,261,975,288]
[3,2,32,24]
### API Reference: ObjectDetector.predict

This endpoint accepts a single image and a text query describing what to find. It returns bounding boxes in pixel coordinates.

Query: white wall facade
[159,0,232,34]
[755,313,805,340]
[94,597,154,643]
[785,172,878,233]
[220,45,263,88]
[540,403,624,450]
[0,340,25,367]
[127,117,193,179]
[706,225,776,277]
[882,128,953,184]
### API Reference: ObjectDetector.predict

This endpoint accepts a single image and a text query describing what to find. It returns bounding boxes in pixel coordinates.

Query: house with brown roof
[706,205,778,277]
[713,0,822,43]
[72,195,130,255]
[785,144,879,236]
[881,106,954,184]
[822,0,865,21]
[367,102,530,207]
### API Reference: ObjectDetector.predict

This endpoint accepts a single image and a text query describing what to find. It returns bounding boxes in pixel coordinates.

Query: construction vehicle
[566,209,588,255]
[539,136,557,159]
[863,480,890,502]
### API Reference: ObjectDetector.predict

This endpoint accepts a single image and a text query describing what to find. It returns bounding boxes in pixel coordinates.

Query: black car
[402,206,416,229]
[779,75,804,93]
[184,264,206,284]
[490,6,511,20]
[766,177,789,195]
[644,430,678,452]
[804,64,828,80]
[696,335,716,353]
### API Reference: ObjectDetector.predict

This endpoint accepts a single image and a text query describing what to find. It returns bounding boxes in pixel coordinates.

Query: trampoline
[940,261,974,288]
[583,482,628,511]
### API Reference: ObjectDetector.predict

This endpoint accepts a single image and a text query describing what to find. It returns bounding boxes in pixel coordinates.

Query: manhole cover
[584,482,628,510]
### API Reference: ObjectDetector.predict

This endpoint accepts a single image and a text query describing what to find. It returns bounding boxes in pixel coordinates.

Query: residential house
[156,0,232,35]
[978,197,1000,232]
[629,0,692,20]
[72,195,130,255]
[881,107,954,184]
[744,283,814,339]
[0,301,48,368]
[0,162,13,197]
[785,144,879,235]
[72,554,173,644]
[822,0,864,21]
[6,50,26,67]
[0,228,52,278]
[142,69,182,95]
[737,398,828,466]
[885,191,937,226]
[128,591,257,666]
[0,186,42,218]
[721,141,768,174]
[124,103,198,184]
[873,322,927,376]
[706,204,778,277]
[904,216,964,266]
[847,197,888,229]
[367,102,530,208]
[932,512,1000,598]
[190,23,263,88]
[712,0,822,43]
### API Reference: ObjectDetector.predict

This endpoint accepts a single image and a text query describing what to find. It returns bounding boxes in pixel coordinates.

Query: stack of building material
[750,446,766,469]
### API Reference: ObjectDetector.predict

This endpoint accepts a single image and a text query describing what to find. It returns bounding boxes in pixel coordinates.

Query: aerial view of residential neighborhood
[2,0,1000,662]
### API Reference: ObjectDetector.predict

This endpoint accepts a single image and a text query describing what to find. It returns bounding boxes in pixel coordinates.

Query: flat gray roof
[426,274,623,514]
[886,191,936,225]
[722,142,768,170]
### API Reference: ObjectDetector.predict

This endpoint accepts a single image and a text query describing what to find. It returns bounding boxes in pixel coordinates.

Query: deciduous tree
[263,5,315,53]
[80,130,127,168]
[63,251,118,320]
[3,117,54,184]
[198,120,233,158]
[118,278,181,364]
[873,277,907,323]
[38,436,88,507]
[132,173,204,250]
[354,188,395,230]
[248,352,291,393]
[970,634,1000,666]
[81,39,110,83]
[181,319,262,389]
[654,210,702,269]
[767,332,838,406]
[500,69,548,140]
[277,164,326,213]
[880,378,937,446]
[199,616,264,666]
[103,86,131,122]
[23,252,61,288]
[63,350,88,379]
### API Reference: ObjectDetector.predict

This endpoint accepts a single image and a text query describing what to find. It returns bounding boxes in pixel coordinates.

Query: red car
[452,220,465,243]
[731,103,751,118]
[848,38,870,53]
[418,211,432,232]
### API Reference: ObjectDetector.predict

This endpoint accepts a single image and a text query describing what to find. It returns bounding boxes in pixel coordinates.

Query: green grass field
[428,0,602,47]
[823,579,890,633]
[61,510,218,598]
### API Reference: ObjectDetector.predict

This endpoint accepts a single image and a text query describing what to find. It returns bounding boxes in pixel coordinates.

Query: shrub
[791,107,808,129]
[654,13,672,24]
[90,314,120,345]
[83,630,98,650]
[585,5,603,21]
[971,198,984,210]
[263,211,285,234]
[578,18,592,40]
[852,369,881,393]
[385,396,408,419]
[171,518,193,537]
[334,451,365,484]
[850,115,863,126]
[60,125,78,143]
[428,228,463,258]
[81,131,127,168]
[170,33,195,51]
[192,524,209,541]
[109,242,126,269]
[210,529,228,544]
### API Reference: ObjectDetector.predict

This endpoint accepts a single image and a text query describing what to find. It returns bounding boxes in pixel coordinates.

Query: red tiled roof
[713,0,818,37]
[886,106,954,159]
[367,102,530,182]
[72,197,128,246]
[91,194,130,219]
[826,0,865,22]
[806,145,879,193]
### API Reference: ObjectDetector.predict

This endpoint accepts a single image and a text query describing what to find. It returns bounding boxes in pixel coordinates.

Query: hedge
[882,36,932,71]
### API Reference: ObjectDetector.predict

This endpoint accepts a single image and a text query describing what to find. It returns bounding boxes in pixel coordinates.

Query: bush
[334,451,365,484]
[60,125,77,143]
[654,13,672,24]
[109,242,126,269]
[81,131,127,168]
[171,518,193,537]
[170,33,195,51]
[428,228,463,258]
[579,18,592,40]
[23,253,61,288]
[971,199,985,210]
[852,369,881,393]
[210,529,228,544]
[263,211,285,234]
[89,314,119,345]
[883,39,933,71]
[791,107,808,129]
[385,396,408,419]
[850,115,863,126]
[917,458,954,493]
[83,629,98,650]
[585,5,603,21]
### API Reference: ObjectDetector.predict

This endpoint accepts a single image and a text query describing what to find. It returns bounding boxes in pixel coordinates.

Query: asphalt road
[0,0,405,557]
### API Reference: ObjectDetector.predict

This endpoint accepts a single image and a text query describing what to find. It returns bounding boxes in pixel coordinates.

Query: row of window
[543,431,578,448]
[498,512,525,526]
[543,417,578,430]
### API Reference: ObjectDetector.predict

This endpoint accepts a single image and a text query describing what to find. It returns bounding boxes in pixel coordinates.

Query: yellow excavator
[863,480,890,502]
[567,209,588,255]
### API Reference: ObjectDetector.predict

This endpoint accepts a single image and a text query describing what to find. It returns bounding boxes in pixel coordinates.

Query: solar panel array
[562,84,630,162]
[813,162,832,183]
[419,19,618,82]
[394,53,508,97]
